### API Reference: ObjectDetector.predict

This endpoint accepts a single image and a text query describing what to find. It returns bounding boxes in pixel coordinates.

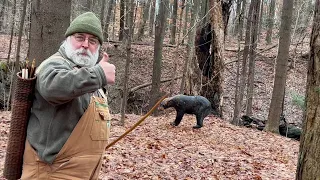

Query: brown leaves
[98,113,299,179]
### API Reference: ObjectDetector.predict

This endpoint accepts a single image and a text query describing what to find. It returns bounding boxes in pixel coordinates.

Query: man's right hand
[99,52,116,85]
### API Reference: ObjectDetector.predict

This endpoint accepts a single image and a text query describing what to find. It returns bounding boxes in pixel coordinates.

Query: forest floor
[0,30,309,179]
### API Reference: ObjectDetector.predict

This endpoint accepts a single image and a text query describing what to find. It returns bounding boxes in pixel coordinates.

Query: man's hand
[99,52,116,84]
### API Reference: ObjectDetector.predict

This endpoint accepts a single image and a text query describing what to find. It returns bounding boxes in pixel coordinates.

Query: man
[21,12,115,179]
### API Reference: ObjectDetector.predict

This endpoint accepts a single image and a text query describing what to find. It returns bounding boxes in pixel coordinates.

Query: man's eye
[75,36,85,41]
[89,38,98,44]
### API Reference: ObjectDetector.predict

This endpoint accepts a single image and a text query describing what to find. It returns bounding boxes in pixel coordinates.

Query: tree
[71,0,90,19]
[221,0,233,36]
[265,0,276,44]
[239,0,246,41]
[137,0,151,40]
[13,0,28,76]
[180,0,200,94]
[231,0,254,125]
[245,0,260,116]
[192,0,225,116]
[233,0,242,36]
[119,0,125,41]
[100,0,107,33]
[170,0,178,44]
[0,0,7,32]
[149,0,156,36]
[6,0,17,63]
[28,0,71,66]
[258,0,264,42]
[120,0,134,125]
[176,0,186,42]
[149,0,169,111]
[104,0,115,40]
[264,0,294,133]
[182,0,190,44]
[296,0,320,178]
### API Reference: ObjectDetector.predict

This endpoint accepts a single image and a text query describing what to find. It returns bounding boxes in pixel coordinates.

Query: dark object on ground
[240,115,302,140]
[160,94,212,129]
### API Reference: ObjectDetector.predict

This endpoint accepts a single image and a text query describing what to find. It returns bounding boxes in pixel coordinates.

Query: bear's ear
[160,98,168,107]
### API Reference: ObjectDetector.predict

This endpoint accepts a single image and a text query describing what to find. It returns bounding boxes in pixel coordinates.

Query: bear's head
[159,97,174,110]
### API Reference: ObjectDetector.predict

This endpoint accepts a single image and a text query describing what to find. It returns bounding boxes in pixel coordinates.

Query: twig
[129,76,183,93]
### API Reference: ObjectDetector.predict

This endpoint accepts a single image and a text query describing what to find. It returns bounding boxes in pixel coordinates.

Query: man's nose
[81,39,89,48]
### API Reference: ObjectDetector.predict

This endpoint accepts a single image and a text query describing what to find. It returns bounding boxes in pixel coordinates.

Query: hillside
[0,111,299,179]
[0,31,308,179]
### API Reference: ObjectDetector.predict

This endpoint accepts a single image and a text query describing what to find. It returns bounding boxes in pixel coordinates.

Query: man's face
[65,33,100,67]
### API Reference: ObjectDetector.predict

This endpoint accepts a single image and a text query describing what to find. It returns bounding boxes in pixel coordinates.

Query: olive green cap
[65,12,103,44]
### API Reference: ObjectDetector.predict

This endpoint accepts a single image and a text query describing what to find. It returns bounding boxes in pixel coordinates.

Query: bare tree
[0,0,7,32]
[100,0,107,31]
[296,1,320,179]
[104,0,115,40]
[265,0,276,44]
[28,0,71,66]
[137,0,151,40]
[182,0,190,44]
[180,0,200,94]
[231,0,254,125]
[176,0,186,42]
[258,0,264,42]
[149,0,169,111]
[120,0,134,125]
[119,0,125,41]
[170,0,178,44]
[239,0,246,40]
[149,0,156,36]
[264,0,294,133]
[6,0,17,63]
[245,0,260,116]
[233,0,242,36]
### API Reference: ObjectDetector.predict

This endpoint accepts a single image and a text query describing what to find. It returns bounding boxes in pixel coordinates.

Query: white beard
[64,37,99,67]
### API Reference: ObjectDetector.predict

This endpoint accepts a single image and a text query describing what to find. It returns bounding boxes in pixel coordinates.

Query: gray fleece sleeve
[36,58,107,105]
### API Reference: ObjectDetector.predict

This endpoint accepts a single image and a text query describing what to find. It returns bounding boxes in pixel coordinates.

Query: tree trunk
[296,0,320,178]
[137,0,151,41]
[200,0,225,116]
[245,0,260,116]
[112,1,117,40]
[71,0,90,19]
[182,0,189,44]
[264,0,293,133]
[0,0,7,32]
[181,0,200,94]
[120,0,134,125]
[231,0,254,125]
[9,0,28,106]
[119,0,125,41]
[233,0,242,36]
[239,0,246,41]
[149,0,155,36]
[176,0,185,43]
[258,0,263,42]
[221,0,233,37]
[100,0,107,31]
[149,0,168,112]
[170,0,177,44]
[29,0,71,66]
[266,0,276,44]
[104,0,115,40]
[6,0,17,63]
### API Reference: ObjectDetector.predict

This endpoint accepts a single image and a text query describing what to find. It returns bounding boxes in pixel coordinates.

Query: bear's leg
[171,110,184,126]
[193,113,204,129]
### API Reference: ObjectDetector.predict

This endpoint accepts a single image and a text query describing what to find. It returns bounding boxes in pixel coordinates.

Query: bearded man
[21,12,115,179]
